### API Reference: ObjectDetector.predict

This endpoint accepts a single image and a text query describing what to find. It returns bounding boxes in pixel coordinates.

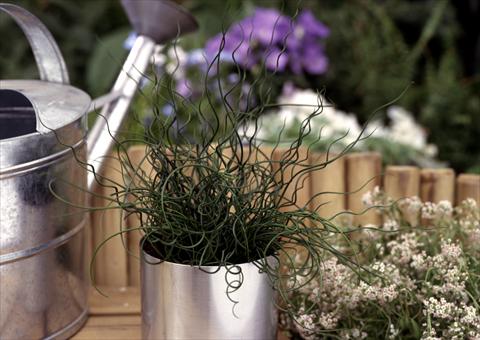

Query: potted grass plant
[85,27,371,340]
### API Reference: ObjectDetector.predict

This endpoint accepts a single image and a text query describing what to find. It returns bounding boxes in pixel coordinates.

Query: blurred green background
[1,0,478,173]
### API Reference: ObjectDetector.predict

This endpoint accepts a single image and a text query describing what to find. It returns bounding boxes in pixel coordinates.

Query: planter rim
[140,238,277,269]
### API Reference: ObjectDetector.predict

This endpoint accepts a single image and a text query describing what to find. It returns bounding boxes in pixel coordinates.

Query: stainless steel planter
[141,250,278,340]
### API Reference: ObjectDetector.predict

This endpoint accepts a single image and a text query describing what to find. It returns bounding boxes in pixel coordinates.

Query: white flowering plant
[249,88,441,168]
[280,192,480,340]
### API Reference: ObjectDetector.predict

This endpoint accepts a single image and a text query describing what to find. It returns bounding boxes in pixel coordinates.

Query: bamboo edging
[384,166,420,200]
[345,152,382,226]
[125,145,151,287]
[273,147,312,212]
[420,168,456,203]
[310,152,346,219]
[456,174,480,204]
[91,156,129,286]
[89,147,480,286]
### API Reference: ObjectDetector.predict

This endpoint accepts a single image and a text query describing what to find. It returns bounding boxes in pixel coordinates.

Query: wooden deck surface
[73,286,141,340]
[73,286,289,340]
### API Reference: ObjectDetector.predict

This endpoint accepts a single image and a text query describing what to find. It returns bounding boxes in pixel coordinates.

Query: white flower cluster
[403,196,423,216]
[288,256,405,336]
[248,88,438,159]
[386,106,438,157]
[456,198,480,245]
[387,232,423,267]
[422,296,480,339]
[421,201,453,220]
[340,328,368,339]
[275,89,362,145]
[361,185,383,207]
[283,195,480,340]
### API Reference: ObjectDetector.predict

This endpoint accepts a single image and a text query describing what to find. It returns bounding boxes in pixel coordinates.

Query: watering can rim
[0,79,91,141]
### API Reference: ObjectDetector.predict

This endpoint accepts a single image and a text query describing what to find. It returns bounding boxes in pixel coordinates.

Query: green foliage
[361,137,426,167]
[86,28,129,96]
[318,0,414,118]
[0,0,128,93]
[421,50,480,173]
[310,0,479,172]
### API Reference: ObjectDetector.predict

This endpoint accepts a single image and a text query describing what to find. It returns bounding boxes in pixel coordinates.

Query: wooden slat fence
[88,146,480,286]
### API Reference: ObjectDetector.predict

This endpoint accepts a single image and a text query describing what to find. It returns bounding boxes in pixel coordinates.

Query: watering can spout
[121,0,198,44]
[86,0,197,191]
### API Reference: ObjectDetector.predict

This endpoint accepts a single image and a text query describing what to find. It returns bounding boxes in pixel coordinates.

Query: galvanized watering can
[0,1,197,339]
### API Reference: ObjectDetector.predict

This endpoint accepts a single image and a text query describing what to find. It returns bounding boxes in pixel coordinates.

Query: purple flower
[288,38,328,75]
[205,8,290,68]
[162,104,174,117]
[301,44,328,74]
[176,78,192,98]
[247,8,290,45]
[296,10,330,39]
[205,16,253,67]
[264,46,288,72]
[204,7,330,76]
[205,30,254,68]
[286,11,330,75]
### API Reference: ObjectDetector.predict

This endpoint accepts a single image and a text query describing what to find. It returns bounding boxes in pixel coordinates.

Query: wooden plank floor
[73,286,141,340]
[74,286,289,340]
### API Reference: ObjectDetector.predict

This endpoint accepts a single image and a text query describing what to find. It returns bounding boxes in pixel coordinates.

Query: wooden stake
[384,166,420,200]
[456,174,480,205]
[384,166,420,225]
[420,168,455,203]
[309,152,346,219]
[273,146,312,212]
[345,152,382,226]
[91,155,128,286]
[125,145,151,287]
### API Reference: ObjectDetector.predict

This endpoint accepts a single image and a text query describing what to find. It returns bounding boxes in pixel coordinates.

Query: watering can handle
[0,3,69,84]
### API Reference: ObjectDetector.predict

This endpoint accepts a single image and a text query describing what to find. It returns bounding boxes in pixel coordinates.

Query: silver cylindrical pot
[141,248,278,340]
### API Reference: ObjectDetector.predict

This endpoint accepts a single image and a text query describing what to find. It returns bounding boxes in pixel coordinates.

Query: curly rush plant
[80,26,381,315]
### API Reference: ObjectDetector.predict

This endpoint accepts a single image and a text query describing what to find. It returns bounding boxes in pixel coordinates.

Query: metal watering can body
[0,2,197,339]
